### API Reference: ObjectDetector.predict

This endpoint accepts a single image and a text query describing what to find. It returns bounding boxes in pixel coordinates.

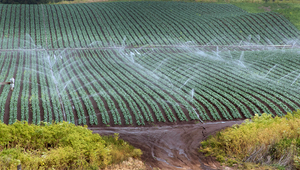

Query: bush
[0,121,142,169]
[200,110,300,169]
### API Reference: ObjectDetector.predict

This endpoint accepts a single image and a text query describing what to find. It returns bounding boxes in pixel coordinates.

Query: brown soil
[104,157,146,170]
[90,120,245,170]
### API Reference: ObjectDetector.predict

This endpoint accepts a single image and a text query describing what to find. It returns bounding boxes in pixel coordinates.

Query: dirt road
[90,120,245,170]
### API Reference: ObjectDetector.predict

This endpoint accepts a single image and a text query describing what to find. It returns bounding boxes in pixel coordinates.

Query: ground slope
[0,2,299,49]
[0,2,299,126]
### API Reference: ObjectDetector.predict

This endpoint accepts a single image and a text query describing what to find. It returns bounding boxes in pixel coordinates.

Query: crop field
[1,2,300,48]
[0,2,299,126]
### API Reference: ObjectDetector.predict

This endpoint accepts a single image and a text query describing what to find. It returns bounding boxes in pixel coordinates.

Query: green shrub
[294,155,300,169]
[0,121,142,170]
[216,155,225,163]
[227,158,237,167]
[200,110,300,169]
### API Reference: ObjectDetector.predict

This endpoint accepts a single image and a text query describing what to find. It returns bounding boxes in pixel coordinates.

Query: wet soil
[90,120,245,170]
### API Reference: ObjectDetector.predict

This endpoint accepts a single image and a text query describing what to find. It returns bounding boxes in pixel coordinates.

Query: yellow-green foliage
[0,121,142,170]
[101,133,143,165]
[200,110,300,168]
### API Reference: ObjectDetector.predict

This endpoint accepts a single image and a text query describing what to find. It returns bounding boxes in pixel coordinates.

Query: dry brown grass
[104,157,146,170]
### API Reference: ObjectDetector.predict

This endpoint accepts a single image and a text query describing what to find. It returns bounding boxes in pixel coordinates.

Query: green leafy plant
[200,110,300,169]
[0,121,142,169]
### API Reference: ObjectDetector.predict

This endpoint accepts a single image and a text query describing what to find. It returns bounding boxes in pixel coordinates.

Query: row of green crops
[0,2,299,126]
[0,53,14,123]
[43,2,300,48]
[0,5,45,49]
[0,2,299,49]
[0,48,299,126]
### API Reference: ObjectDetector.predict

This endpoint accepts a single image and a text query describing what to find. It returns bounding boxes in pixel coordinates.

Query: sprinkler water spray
[0,78,15,91]
[10,78,14,91]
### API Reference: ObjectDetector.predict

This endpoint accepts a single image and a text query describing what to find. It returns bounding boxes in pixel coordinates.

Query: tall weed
[0,121,142,169]
[200,110,300,169]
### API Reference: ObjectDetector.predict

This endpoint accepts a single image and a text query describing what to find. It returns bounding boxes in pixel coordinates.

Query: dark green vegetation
[200,110,300,170]
[226,2,300,31]
[0,2,299,127]
[1,2,298,48]
[0,120,142,169]
[0,0,72,4]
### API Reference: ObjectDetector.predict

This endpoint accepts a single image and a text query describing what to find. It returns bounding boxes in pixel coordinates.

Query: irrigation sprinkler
[0,78,15,91]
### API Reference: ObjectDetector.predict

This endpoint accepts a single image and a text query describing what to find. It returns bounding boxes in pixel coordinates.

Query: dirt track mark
[91,120,244,170]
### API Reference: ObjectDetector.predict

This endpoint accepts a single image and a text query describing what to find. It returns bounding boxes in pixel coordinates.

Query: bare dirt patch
[104,157,146,170]
[90,120,245,170]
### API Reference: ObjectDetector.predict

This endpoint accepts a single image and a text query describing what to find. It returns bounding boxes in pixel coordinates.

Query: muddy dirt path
[90,120,245,170]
